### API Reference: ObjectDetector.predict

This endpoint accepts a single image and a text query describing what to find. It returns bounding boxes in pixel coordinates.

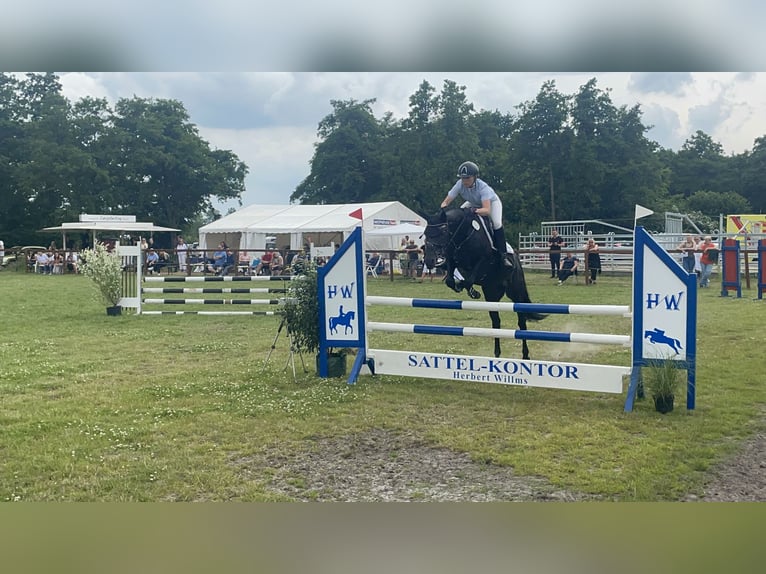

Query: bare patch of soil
[247,428,598,501]
[238,423,766,502]
[684,429,766,502]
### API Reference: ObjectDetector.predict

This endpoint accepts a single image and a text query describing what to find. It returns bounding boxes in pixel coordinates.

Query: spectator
[156,250,171,274]
[176,236,188,272]
[35,251,50,274]
[249,253,261,275]
[404,239,421,279]
[52,251,64,274]
[254,248,274,276]
[557,252,579,285]
[145,248,159,274]
[269,250,284,275]
[66,252,79,274]
[211,242,227,274]
[584,238,601,284]
[697,236,719,288]
[219,248,236,276]
[367,252,383,276]
[0,239,4,269]
[548,229,565,278]
[677,234,698,275]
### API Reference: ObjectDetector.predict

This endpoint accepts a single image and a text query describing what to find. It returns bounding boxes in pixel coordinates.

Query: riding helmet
[457,161,479,178]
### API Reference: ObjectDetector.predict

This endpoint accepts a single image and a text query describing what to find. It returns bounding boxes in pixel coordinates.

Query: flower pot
[316,353,347,378]
[106,305,122,316]
[653,394,674,414]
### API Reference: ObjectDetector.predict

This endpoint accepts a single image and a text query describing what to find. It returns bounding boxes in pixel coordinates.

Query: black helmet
[457,161,479,178]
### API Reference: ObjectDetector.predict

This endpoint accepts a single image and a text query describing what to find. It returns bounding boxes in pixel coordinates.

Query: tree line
[293,78,762,236]
[2,74,763,247]
[0,73,246,247]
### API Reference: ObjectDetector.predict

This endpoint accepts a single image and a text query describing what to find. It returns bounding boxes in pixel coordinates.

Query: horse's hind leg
[518,313,530,360]
[489,310,502,358]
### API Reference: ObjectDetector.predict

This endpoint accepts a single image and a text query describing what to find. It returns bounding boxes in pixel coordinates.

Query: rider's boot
[493,228,513,268]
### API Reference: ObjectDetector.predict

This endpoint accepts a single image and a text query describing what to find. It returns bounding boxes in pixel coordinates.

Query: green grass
[1,268,764,501]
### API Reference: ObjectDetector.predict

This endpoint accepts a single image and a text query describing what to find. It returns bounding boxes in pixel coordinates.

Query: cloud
[199,125,319,207]
[640,103,684,150]
[628,73,694,96]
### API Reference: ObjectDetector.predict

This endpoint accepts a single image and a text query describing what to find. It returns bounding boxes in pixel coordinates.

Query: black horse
[422,207,545,360]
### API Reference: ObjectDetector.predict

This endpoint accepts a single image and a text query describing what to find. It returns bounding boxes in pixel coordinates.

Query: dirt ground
[249,424,765,502]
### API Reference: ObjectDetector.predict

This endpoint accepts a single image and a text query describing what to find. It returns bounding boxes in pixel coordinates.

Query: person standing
[404,239,421,279]
[677,234,698,275]
[440,161,513,267]
[584,238,601,284]
[697,236,718,288]
[548,229,565,278]
[176,236,188,273]
[0,239,4,270]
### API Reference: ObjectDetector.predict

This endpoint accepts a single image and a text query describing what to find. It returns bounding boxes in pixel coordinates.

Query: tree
[104,96,246,230]
[0,74,247,246]
[291,99,383,205]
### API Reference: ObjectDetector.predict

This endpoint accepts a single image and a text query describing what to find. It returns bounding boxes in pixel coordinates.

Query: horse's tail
[507,252,546,322]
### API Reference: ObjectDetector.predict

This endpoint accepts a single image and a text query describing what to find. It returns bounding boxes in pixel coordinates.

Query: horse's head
[423,209,450,269]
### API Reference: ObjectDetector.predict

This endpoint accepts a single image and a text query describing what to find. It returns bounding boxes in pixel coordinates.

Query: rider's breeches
[460,198,503,229]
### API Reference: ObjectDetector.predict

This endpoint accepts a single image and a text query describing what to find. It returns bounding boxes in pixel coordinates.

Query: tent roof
[199,202,423,234]
[366,222,426,237]
[42,222,180,233]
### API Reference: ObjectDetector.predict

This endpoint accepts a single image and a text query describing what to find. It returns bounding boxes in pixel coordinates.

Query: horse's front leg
[490,310,501,358]
[444,263,463,293]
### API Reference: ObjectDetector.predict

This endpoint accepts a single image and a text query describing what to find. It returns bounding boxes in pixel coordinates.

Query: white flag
[634,204,654,220]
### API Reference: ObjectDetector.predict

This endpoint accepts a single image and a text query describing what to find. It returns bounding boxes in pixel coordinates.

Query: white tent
[366,222,427,251]
[198,202,424,252]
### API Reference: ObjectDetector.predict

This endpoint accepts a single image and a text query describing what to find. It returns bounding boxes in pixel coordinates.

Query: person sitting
[66,252,79,274]
[218,248,235,276]
[145,248,159,274]
[269,250,284,275]
[210,242,227,274]
[254,248,274,275]
[154,249,170,274]
[238,250,250,274]
[249,254,261,275]
[557,252,579,285]
[367,252,383,276]
[35,251,50,274]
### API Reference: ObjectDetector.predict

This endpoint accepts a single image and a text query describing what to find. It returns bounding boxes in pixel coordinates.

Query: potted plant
[282,261,348,377]
[81,242,123,315]
[642,358,683,414]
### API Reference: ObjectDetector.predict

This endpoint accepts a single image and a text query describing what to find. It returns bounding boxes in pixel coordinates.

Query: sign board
[79,214,137,223]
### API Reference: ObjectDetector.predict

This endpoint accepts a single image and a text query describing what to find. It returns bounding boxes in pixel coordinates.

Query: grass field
[1,267,764,501]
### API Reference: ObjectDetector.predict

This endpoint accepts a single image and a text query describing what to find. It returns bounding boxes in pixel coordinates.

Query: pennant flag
[634,204,654,220]
[349,208,363,220]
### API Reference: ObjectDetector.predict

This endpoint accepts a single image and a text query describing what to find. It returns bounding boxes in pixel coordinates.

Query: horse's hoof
[468,287,481,299]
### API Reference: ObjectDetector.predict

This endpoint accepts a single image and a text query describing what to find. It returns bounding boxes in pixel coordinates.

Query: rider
[439,160,513,267]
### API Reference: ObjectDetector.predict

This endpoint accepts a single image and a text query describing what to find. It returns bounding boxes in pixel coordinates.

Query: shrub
[81,242,123,307]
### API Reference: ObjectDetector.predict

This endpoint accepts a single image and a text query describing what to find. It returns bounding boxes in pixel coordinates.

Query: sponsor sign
[369,349,629,393]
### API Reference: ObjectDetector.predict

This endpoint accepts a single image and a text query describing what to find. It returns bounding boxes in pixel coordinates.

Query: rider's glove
[470,207,478,214]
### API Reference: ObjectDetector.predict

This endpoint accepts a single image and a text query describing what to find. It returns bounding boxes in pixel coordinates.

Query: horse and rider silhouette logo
[329,305,356,335]
[644,327,683,355]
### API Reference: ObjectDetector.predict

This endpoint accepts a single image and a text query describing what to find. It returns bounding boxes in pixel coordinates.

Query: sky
[55,72,766,212]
